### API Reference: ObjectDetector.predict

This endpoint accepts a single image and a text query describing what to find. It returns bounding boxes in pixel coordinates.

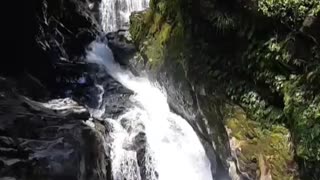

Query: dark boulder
[107,30,137,66]
[300,14,320,43]
[1,0,101,92]
[0,77,110,180]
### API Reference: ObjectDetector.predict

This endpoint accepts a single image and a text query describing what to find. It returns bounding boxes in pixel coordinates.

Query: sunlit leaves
[258,0,320,28]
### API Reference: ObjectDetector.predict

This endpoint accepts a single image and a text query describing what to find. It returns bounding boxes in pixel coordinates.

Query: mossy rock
[130,4,186,71]
[130,0,320,178]
[225,105,298,180]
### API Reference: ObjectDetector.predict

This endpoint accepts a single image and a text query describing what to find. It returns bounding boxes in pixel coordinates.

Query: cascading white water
[100,0,150,32]
[86,41,213,180]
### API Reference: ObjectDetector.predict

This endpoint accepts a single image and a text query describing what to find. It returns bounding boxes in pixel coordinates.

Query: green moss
[130,11,149,45]
[130,0,320,178]
[149,13,164,34]
[143,40,164,68]
[157,1,167,15]
[159,23,172,45]
[144,10,154,25]
[168,23,185,53]
[225,106,297,180]
[155,0,183,19]
[130,0,187,70]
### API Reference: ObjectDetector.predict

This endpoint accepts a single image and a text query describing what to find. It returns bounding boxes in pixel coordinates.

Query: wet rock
[98,74,134,119]
[123,132,147,152]
[107,30,137,66]
[1,0,117,179]
[2,0,102,91]
[258,155,272,180]
[0,78,110,180]
[137,148,158,180]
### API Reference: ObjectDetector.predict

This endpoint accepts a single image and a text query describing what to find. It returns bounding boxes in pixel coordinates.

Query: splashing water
[86,41,213,180]
[100,0,150,32]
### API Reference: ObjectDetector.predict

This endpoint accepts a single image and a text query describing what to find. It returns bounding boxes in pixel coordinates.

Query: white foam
[100,0,150,32]
[86,41,213,180]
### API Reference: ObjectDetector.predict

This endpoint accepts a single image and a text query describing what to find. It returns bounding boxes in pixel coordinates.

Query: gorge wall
[1,0,319,179]
[1,0,112,179]
[129,0,320,179]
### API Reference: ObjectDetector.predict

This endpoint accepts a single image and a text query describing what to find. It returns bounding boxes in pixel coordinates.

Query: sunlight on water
[86,41,213,180]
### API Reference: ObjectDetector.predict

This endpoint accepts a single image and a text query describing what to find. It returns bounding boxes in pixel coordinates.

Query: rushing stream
[86,41,213,180]
[100,0,150,32]
[85,0,215,179]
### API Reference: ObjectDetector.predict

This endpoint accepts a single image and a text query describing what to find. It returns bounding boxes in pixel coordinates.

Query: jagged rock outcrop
[106,31,137,66]
[0,77,111,180]
[0,0,114,179]
[3,0,102,94]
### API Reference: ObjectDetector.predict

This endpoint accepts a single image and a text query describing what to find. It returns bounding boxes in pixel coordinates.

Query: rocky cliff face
[0,0,113,179]
[2,0,319,179]
[129,0,320,179]
[4,0,101,92]
[0,78,110,180]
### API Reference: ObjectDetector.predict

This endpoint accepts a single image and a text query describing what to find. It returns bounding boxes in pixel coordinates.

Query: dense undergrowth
[130,0,320,179]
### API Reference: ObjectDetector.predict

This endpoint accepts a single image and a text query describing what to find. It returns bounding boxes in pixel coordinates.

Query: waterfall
[86,41,214,180]
[100,0,150,32]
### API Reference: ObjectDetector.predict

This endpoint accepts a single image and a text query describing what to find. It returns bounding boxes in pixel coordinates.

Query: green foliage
[258,0,320,28]
[208,11,237,33]
[243,34,320,161]
[284,77,320,161]
[237,90,285,125]
[244,37,292,94]
[131,0,320,178]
